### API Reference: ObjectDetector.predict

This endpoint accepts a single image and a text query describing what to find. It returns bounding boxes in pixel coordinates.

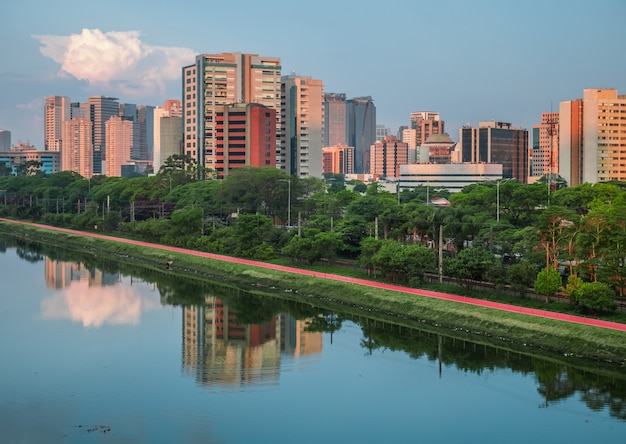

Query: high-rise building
[137,105,154,162]
[531,112,559,178]
[370,135,408,179]
[347,96,376,174]
[322,144,355,175]
[214,103,276,178]
[44,96,71,152]
[119,103,141,161]
[376,124,391,141]
[105,116,134,177]
[410,111,444,146]
[559,88,626,186]
[153,99,182,173]
[280,74,324,178]
[182,53,281,172]
[460,121,529,182]
[324,93,348,147]
[61,118,93,178]
[0,129,10,151]
[153,106,169,172]
[88,96,120,175]
[402,128,417,162]
[159,116,182,173]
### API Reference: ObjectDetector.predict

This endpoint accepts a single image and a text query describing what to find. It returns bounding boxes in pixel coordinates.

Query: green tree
[533,266,562,303]
[358,237,384,276]
[0,162,12,176]
[281,236,318,264]
[443,247,497,289]
[507,261,537,297]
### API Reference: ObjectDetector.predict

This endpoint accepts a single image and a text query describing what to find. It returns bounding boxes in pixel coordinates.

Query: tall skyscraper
[182,53,281,173]
[44,96,71,152]
[460,121,529,182]
[61,118,93,178]
[324,93,348,147]
[280,74,324,178]
[559,88,626,186]
[370,135,408,179]
[214,103,276,177]
[531,112,559,178]
[88,96,120,175]
[137,105,154,162]
[347,96,376,174]
[105,116,134,177]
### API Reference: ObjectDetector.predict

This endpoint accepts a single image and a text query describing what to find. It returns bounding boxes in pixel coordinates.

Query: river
[0,234,625,443]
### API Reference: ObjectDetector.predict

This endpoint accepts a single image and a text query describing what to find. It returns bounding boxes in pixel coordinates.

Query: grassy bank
[2,220,626,368]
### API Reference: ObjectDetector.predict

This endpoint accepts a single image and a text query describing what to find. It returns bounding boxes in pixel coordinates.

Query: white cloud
[32,28,196,97]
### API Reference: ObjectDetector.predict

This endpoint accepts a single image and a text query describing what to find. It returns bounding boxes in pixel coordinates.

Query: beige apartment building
[182,53,281,173]
[370,135,408,179]
[44,96,71,152]
[280,74,325,178]
[105,116,133,177]
[61,118,93,178]
[531,112,559,179]
[560,88,626,186]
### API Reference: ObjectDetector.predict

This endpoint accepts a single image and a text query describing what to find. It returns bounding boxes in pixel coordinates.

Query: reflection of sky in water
[40,277,161,327]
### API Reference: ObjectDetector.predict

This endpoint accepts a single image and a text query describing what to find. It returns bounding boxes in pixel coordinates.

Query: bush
[570,281,618,314]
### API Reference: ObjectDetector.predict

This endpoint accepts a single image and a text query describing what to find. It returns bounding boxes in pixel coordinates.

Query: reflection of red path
[4,218,626,332]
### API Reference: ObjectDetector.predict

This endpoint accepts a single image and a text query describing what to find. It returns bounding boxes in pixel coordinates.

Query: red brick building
[214,103,276,178]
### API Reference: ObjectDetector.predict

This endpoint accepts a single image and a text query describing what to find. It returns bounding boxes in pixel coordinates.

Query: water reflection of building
[44,257,120,289]
[183,296,323,388]
[279,314,323,357]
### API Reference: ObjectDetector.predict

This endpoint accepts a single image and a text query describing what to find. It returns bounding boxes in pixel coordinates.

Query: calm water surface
[1,236,625,443]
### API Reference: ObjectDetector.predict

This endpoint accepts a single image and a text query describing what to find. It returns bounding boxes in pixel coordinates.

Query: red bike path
[3,218,626,333]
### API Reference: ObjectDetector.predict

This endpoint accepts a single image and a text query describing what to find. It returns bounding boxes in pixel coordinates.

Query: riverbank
[1,218,625,367]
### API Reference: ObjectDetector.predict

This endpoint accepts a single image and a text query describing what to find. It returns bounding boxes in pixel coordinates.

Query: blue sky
[1,0,625,149]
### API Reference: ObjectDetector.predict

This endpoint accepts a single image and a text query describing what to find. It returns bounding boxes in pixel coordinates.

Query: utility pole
[438,224,443,284]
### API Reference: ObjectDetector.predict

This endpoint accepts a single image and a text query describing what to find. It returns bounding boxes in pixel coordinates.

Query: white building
[398,163,503,193]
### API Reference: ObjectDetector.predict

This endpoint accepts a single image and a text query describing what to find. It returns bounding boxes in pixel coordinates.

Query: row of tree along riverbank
[2,219,625,368]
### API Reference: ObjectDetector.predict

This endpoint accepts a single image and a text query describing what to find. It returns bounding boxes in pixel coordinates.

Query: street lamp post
[496,178,514,222]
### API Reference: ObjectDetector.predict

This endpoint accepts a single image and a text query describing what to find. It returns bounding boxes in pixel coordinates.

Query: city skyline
[1,1,625,149]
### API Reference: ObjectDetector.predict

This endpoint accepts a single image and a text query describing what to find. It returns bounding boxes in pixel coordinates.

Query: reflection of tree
[15,247,44,263]
[304,312,344,344]
[579,382,626,420]
[360,321,386,356]
[535,362,577,407]
[219,290,282,325]
[349,317,626,421]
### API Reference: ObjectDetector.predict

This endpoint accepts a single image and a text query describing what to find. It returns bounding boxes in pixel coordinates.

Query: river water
[1,235,625,443]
